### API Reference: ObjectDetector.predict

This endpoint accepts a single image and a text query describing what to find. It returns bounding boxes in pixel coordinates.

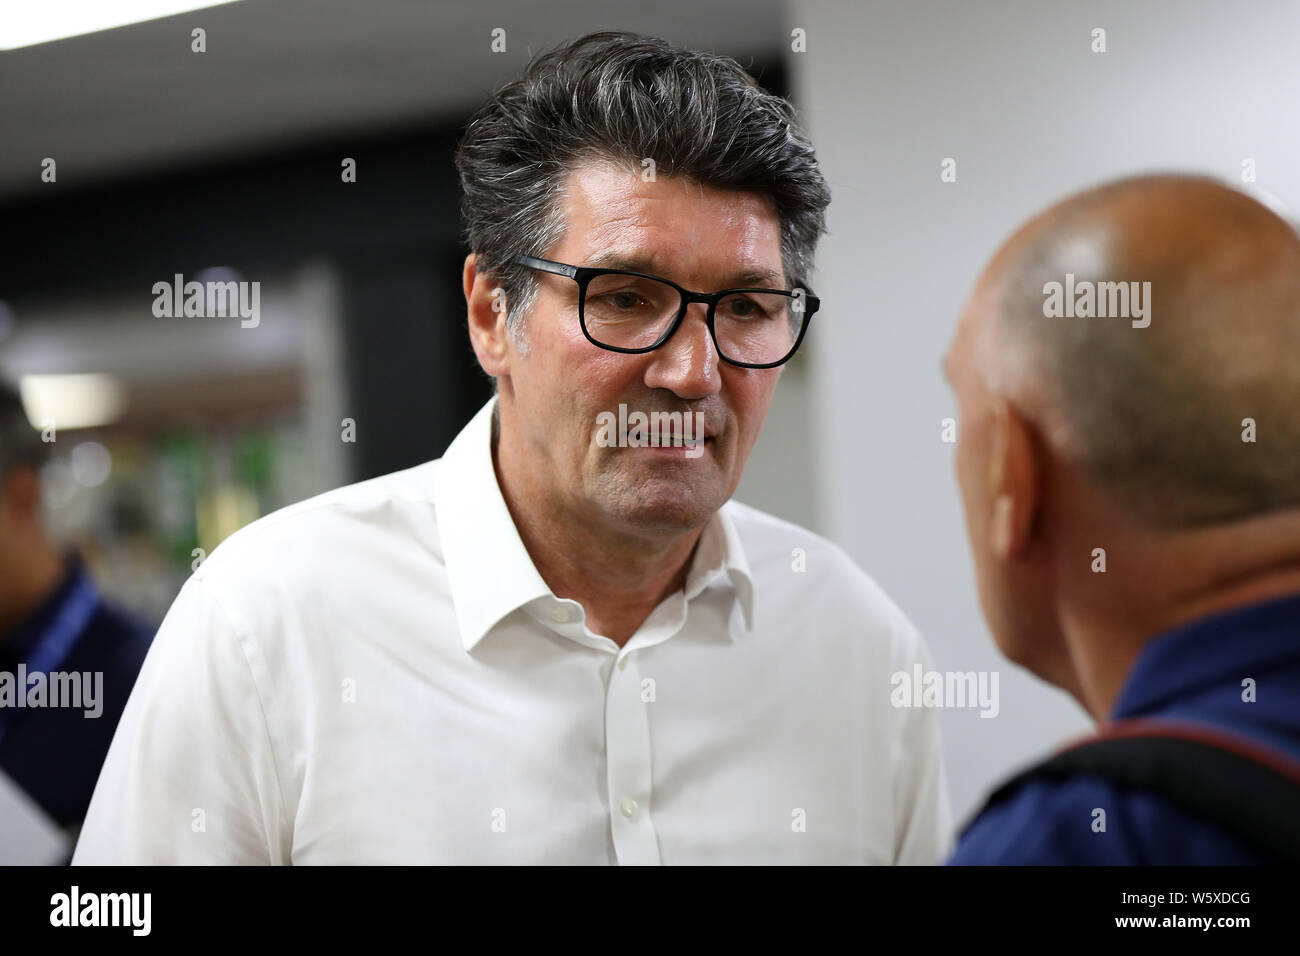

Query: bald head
[973,174,1300,528]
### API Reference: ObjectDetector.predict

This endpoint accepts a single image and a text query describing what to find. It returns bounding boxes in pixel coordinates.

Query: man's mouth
[592,404,722,457]
[636,435,712,450]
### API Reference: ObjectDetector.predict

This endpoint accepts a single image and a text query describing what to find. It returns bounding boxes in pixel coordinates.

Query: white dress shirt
[74,397,952,865]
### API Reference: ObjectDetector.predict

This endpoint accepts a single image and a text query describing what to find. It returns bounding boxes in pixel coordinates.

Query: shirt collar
[432,396,755,652]
[1111,589,1300,718]
[685,501,754,631]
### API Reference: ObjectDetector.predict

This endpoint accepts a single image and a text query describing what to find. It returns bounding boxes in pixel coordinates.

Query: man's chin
[599,481,726,534]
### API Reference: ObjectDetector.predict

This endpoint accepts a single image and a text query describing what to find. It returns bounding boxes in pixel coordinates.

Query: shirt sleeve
[72,575,289,864]
[889,616,955,865]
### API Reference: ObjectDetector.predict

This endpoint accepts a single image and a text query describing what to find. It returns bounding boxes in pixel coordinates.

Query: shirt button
[618,655,629,671]
[549,605,571,623]
[619,797,638,819]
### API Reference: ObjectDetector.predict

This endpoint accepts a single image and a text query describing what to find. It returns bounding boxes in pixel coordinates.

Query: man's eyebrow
[729,268,784,287]
[582,252,784,288]
[583,252,658,273]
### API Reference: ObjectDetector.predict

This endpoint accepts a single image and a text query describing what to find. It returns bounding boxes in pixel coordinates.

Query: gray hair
[454,31,830,348]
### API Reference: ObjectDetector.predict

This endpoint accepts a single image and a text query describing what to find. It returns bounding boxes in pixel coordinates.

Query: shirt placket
[531,573,729,865]
[604,639,661,865]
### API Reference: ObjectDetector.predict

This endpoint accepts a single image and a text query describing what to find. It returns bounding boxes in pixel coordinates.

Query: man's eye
[723,297,769,319]
[594,290,646,311]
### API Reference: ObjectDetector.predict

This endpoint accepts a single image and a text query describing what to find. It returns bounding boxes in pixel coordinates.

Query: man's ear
[987,398,1040,560]
[463,253,511,379]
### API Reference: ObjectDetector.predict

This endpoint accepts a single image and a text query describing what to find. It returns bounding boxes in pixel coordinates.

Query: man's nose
[643,303,722,399]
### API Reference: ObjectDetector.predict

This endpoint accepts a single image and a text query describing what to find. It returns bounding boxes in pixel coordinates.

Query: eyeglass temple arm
[515,255,578,279]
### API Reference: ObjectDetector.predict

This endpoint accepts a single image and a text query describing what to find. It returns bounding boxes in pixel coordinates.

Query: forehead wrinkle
[579,218,780,283]
[565,164,784,284]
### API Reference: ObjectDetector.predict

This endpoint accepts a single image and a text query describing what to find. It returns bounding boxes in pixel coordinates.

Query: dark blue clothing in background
[949,591,1300,864]
[0,557,154,829]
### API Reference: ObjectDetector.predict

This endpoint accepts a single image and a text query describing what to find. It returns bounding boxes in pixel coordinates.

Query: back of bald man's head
[980,173,1300,529]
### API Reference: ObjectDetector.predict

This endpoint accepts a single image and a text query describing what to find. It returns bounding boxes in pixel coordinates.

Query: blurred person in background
[0,380,153,862]
[75,31,951,865]
[943,174,1300,864]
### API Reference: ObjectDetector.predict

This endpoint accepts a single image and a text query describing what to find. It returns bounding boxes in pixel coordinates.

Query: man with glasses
[75,31,951,865]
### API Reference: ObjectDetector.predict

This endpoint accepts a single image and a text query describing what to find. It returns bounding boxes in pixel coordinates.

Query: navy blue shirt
[949,591,1300,864]
[0,557,154,831]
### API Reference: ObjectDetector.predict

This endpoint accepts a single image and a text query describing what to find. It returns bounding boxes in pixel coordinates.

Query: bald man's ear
[987,398,1041,561]
[463,253,511,379]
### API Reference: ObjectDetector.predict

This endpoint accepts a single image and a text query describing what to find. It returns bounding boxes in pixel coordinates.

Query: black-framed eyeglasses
[513,255,819,369]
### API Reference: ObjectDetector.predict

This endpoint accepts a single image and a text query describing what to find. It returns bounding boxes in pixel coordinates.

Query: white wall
[783,0,1300,825]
